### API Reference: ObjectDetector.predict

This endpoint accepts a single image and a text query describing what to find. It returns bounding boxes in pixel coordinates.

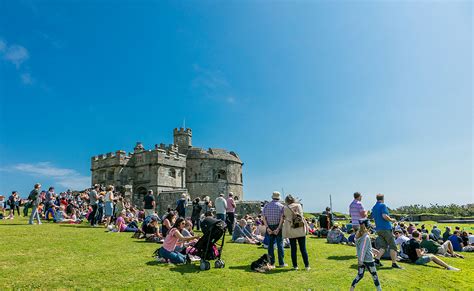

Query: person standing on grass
[191,197,202,231]
[350,219,382,291]
[176,193,187,218]
[407,231,460,271]
[282,194,310,271]
[262,191,286,268]
[89,185,99,227]
[349,192,367,232]
[215,193,227,222]
[371,194,403,269]
[226,192,236,234]
[104,185,115,227]
[7,191,18,219]
[143,190,156,217]
[28,183,42,225]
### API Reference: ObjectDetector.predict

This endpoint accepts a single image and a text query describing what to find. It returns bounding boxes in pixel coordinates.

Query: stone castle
[91,128,251,215]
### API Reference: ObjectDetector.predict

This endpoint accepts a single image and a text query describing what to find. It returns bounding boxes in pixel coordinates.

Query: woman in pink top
[159,217,199,264]
[116,211,138,232]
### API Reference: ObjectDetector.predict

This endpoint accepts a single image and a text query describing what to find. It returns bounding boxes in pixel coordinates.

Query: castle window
[241,173,243,183]
[169,168,176,178]
[107,171,114,180]
[194,173,198,180]
[217,170,227,180]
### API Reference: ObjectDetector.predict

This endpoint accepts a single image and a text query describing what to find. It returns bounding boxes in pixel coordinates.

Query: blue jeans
[216,213,226,221]
[159,247,186,264]
[289,236,309,268]
[268,224,285,266]
[29,204,41,224]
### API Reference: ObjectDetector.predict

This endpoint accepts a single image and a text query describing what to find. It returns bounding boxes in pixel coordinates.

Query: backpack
[401,241,412,258]
[28,190,38,201]
[319,213,329,229]
[286,205,304,228]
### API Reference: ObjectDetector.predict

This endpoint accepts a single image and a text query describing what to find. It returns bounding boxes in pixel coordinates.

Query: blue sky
[0,0,472,212]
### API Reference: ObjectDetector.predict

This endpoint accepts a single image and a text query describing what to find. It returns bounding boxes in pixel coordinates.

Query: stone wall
[186,158,243,201]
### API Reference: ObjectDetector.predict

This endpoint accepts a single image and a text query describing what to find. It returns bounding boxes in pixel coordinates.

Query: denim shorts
[415,255,431,265]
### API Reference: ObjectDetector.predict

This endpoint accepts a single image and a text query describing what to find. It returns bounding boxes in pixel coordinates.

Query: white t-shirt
[215,197,227,214]
[395,235,410,257]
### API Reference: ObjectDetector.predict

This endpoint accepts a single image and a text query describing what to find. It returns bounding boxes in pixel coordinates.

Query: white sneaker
[305,266,311,271]
[447,266,460,271]
[293,266,299,270]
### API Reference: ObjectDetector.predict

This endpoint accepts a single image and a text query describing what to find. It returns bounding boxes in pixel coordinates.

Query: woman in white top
[282,194,310,271]
[104,185,115,227]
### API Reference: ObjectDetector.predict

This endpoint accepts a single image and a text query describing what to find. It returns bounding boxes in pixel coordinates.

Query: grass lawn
[1,216,473,289]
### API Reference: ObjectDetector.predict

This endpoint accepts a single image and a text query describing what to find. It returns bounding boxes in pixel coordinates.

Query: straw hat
[272,191,281,200]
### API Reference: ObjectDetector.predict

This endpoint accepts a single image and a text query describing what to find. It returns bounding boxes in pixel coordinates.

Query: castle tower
[173,127,192,154]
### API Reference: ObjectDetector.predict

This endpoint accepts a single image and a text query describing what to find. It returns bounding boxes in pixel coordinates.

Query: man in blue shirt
[371,194,403,269]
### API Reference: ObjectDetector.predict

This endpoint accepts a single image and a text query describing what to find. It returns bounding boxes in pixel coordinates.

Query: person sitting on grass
[394,229,410,259]
[442,227,451,242]
[350,219,382,291]
[115,211,138,232]
[142,215,162,242]
[327,225,348,244]
[449,231,474,252]
[54,205,81,224]
[158,217,199,264]
[347,229,356,246]
[232,219,259,244]
[420,233,464,258]
[162,212,177,238]
[406,231,460,271]
[431,225,442,242]
[308,219,316,235]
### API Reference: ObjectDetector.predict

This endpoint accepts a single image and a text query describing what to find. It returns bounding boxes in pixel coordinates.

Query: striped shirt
[349,199,365,226]
[262,200,284,225]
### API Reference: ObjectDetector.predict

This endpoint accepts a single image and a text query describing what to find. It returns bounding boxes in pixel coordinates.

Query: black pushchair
[189,217,226,270]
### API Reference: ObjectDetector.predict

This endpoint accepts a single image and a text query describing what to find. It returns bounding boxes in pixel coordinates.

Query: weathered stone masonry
[91,128,254,216]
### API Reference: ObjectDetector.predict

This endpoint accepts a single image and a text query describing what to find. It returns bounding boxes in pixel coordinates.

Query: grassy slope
[0,216,473,289]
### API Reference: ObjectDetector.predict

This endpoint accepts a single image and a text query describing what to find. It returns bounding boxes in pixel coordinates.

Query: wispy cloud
[192,64,236,104]
[3,44,29,68]
[36,31,64,49]
[3,162,90,190]
[0,37,34,85]
[20,72,34,85]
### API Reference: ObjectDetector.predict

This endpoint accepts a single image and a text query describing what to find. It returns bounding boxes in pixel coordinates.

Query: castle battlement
[173,127,192,135]
[91,127,243,207]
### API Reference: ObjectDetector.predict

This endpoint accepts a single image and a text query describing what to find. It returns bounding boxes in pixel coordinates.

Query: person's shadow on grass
[58,224,95,228]
[327,255,357,261]
[146,260,203,274]
[228,265,293,274]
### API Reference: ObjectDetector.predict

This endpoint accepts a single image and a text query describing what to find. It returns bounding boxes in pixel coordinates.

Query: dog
[250,254,272,273]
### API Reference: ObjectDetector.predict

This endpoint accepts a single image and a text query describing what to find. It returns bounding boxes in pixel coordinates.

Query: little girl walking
[350,219,382,291]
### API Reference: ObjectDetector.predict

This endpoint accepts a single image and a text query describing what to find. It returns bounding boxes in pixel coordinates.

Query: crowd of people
[1,184,473,289]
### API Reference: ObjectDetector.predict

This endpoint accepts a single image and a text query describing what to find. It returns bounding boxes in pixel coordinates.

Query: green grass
[1,215,473,289]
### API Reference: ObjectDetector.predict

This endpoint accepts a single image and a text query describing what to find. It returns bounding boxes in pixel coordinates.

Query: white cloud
[4,44,29,68]
[5,162,90,190]
[0,37,37,86]
[192,64,237,104]
[20,72,33,85]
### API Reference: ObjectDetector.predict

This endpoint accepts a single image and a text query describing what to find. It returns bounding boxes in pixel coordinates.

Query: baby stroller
[190,217,226,270]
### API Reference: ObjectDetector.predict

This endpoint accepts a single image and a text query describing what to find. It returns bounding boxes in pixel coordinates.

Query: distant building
[91,128,244,214]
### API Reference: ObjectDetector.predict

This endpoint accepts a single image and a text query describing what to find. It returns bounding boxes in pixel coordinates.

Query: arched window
[169,168,176,178]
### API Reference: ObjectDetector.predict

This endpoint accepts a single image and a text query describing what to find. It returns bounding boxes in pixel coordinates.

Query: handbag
[286,204,304,228]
